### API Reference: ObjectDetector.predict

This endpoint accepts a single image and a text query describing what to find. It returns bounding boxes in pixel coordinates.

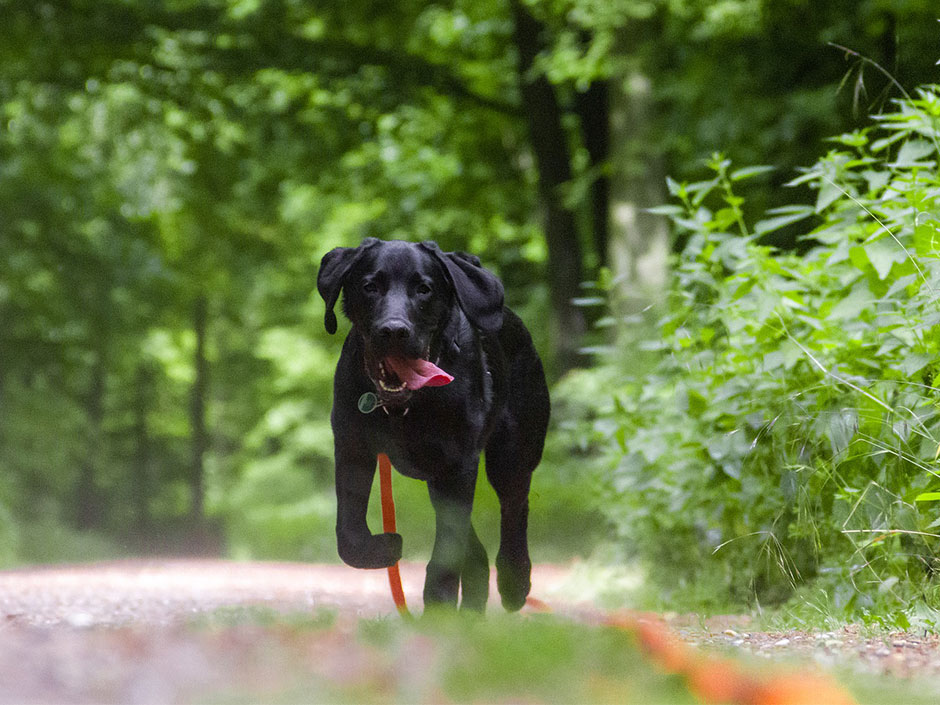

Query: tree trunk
[575,78,611,265]
[189,294,209,521]
[76,342,106,530]
[608,70,670,312]
[510,0,586,374]
[132,362,153,531]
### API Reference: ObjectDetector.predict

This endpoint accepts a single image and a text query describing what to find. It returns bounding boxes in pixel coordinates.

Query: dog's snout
[377,319,412,342]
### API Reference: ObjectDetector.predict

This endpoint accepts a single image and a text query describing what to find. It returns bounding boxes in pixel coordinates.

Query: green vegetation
[590,87,940,621]
[3,0,940,626]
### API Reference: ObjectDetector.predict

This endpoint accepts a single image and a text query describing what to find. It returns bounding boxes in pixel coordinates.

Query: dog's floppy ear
[317,238,379,334]
[420,242,504,333]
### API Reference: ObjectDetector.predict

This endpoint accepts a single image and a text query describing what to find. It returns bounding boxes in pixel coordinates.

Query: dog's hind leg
[485,377,549,610]
[484,438,534,612]
[460,523,489,612]
[485,316,550,611]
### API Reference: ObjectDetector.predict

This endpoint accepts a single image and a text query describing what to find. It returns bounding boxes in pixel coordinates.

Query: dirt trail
[0,560,937,703]
[0,559,573,704]
[0,559,573,627]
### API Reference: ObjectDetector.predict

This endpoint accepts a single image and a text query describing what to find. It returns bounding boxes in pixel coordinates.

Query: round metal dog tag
[358,392,379,414]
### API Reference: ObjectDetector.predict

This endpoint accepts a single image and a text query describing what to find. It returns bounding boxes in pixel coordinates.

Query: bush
[598,86,940,616]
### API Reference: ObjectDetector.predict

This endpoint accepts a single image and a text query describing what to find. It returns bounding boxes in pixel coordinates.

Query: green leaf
[665,176,685,198]
[785,170,822,188]
[897,353,933,376]
[827,130,869,148]
[891,139,936,166]
[754,206,814,236]
[730,165,775,181]
[645,204,684,216]
[862,237,908,280]
[870,130,908,152]
[914,219,940,257]
[827,280,871,320]
[814,179,844,213]
[572,297,605,307]
[709,207,738,231]
[761,340,802,371]
[690,178,720,206]
[687,388,707,417]
[863,169,891,194]
[915,492,940,502]
[731,277,756,300]
[885,273,919,298]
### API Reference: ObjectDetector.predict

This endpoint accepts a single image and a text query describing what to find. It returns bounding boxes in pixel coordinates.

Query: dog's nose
[377,319,412,342]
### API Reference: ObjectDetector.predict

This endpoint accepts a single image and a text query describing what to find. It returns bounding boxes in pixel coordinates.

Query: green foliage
[0,0,548,559]
[551,0,940,242]
[598,86,940,613]
[1,0,938,575]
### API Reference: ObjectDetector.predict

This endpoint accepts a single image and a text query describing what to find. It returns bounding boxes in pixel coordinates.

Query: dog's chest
[377,399,489,481]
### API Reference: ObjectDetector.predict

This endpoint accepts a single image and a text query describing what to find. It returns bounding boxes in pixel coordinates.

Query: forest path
[0,559,935,703]
[0,559,578,703]
[0,559,575,627]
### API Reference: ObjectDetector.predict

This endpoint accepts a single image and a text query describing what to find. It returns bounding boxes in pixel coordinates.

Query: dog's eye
[363,281,378,294]
[416,283,432,296]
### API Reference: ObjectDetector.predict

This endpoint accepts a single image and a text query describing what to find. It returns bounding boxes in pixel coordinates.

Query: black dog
[317,238,550,611]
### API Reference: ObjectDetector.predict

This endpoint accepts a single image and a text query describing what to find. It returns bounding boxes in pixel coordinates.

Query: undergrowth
[585,84,940,622]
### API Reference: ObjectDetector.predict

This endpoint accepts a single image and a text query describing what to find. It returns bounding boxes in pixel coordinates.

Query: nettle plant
[606,86,940,614]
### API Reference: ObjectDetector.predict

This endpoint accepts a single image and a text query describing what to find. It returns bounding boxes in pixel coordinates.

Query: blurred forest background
[2,0,940,617]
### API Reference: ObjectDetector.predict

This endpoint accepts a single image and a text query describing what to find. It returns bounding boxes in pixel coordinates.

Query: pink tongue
[385,357,454,390]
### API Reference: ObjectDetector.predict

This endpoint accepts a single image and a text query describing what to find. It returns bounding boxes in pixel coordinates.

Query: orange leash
[377,453,411,617]
[605,613,855,705]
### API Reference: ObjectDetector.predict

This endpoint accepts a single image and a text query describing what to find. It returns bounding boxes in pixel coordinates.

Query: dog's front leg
[334,442,403,569]
[424,465,477,608]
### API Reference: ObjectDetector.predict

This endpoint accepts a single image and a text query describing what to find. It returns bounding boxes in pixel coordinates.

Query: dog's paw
[376,531,404,566]
[423,564,461,608]
[338,531,403,569]
[496,553,531,612]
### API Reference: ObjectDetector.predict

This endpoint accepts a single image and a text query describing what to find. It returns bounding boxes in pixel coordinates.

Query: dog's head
[318,238,504,404]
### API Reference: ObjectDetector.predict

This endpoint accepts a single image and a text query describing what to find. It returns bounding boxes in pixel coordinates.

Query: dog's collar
[358,391,411,416]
